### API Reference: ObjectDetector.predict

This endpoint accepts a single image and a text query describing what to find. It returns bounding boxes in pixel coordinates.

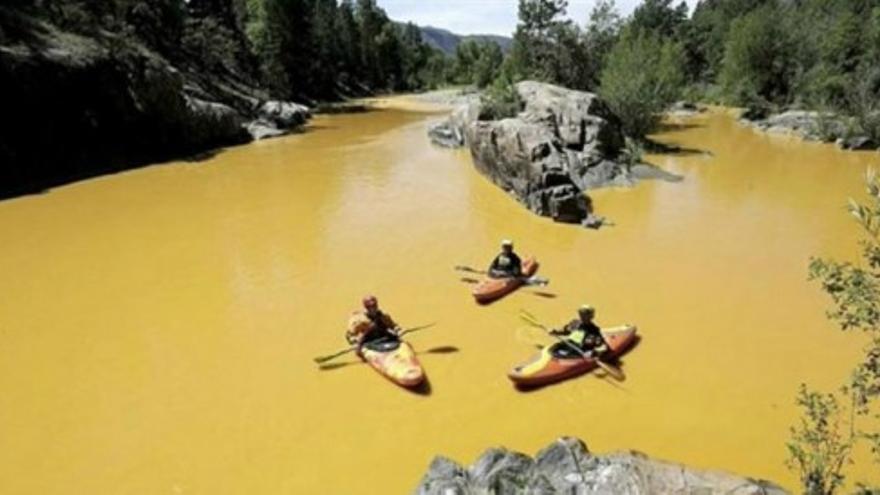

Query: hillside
[418,25,512,54]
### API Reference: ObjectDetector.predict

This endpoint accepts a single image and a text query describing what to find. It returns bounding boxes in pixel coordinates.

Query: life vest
[347,310,394,342]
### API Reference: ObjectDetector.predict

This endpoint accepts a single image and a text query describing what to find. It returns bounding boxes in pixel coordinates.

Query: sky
[381,0,698,36]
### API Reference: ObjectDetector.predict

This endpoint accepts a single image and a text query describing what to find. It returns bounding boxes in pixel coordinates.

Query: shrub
[478,77,523,121]
[599,28,685,138]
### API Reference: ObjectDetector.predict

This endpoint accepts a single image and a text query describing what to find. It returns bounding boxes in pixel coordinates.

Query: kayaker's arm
[487,255,504,278]
[509,253,523,278]
[549,319,578,336]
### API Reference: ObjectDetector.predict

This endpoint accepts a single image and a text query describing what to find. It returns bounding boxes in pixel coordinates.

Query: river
[0,100,877,493]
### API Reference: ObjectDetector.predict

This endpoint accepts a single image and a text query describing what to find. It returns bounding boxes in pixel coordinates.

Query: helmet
[362,295,378,309]
[501,239,513,247]
[578,305,595,317]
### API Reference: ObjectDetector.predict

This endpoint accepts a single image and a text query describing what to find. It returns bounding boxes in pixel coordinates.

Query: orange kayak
[507,325,637,388]
[472,257,539,304]
[359,337,425,388]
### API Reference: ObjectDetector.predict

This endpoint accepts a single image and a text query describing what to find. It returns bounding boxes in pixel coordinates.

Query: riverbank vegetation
[787,172,880,494]
[4,0,448,103]
[474,0,880,144]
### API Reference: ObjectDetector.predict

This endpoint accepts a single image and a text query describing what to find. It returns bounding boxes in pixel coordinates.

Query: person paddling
[346,295,402,346]
[488,239,523,279]
[549,305,609,357]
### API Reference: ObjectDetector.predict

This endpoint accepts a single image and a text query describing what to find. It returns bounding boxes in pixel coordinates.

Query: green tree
[719,4,796,107]
[629,0,688,39]
[583,0,622,89]
[453,39,481,84]
[599,28,685,138]
[472,41,503,88]
[798,170,880,493]
[335,0,361,89]
[479,75,524,121]
[375,22,404,90]
[356,0,384,88]
[309,0,342,97]
[508,0,571,82]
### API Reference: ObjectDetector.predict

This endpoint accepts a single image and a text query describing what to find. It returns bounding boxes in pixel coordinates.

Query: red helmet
[362,295,378,309]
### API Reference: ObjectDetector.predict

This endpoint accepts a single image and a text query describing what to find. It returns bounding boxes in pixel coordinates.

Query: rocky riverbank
[0,7,309,199]
[427,81,679,228]
[739,109,878,151]
[415,437,787,495]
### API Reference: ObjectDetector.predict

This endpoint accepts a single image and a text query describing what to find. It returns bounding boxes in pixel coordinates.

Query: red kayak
[472,257,539,304]
[507,325,637,388]
[359,337,425,388]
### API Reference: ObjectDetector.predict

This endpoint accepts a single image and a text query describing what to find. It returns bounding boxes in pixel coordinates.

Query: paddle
[518,310,625,381]
[313,323,436,364]
[453,265,549,286]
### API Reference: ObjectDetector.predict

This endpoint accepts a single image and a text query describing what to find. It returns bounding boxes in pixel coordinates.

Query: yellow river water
[1,100,878,494]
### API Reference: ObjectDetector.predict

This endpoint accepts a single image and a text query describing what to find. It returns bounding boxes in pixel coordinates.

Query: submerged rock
[415,437,788,495]
[428,81,670,227]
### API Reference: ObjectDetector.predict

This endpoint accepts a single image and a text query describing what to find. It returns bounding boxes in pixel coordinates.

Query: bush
[719,5,796,107]
[801,171,880,493]
[599,28,685,138]
[786,385,852,495]
[478,78,523,121]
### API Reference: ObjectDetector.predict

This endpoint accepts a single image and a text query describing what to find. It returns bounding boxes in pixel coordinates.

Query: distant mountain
[417,25,513,54]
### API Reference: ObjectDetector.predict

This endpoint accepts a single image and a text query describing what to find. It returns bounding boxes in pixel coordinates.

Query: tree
[797,170,880,493]
[309,0,341,97]
[630,0,688,39]
[599,28,685,138]
[257,0,313,98]
[472,41,503,88]
[375,22,404,90]
[335,0,362,89]
[399,22,430,89]
[583,0,622,89]
[508,0,571,82]
[719,4,796,107]
[356,0,384,88]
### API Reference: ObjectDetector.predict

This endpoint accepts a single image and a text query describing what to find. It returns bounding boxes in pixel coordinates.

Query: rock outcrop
[739,108,878,151]
[0,7,310,198]
[428,81,672,227]
[415,437,788,495]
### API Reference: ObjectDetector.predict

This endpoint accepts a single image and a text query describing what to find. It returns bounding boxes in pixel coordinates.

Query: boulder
[184,96,250,146]
[257,100,310,128]
[428,81,649,227]
[837,135,878,151]
[415,437,788,495]
[668,100,705,117]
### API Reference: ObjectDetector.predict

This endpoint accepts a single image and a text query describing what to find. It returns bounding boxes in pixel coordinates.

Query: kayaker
[488,239,523,279]
[346,295,401,346]
[550,305,609,355]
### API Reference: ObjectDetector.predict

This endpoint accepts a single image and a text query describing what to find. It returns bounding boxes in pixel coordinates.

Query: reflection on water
[0,103,877,494]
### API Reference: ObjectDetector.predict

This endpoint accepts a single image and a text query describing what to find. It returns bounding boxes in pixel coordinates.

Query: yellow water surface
[0,101,878,494]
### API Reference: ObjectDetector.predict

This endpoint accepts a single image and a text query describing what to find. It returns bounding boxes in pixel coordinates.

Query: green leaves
[599,29,685,138]
[786,385,852,495]
[799,171,880,492]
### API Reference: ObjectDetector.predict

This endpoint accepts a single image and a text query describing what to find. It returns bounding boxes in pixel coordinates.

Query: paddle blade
[524,277,549,286]
[454,265,482,274]
[595,359,625,381]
